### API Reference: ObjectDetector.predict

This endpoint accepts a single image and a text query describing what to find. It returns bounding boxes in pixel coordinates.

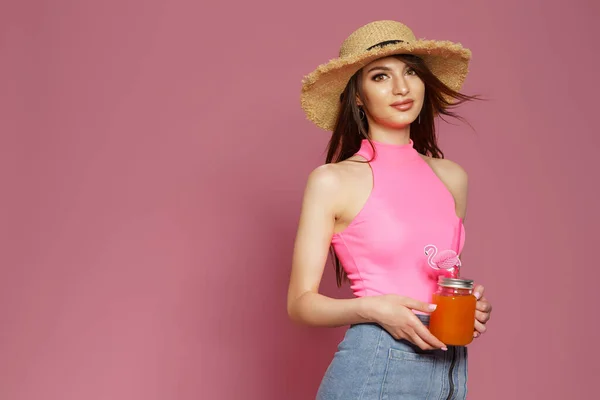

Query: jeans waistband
[417,313,430,326]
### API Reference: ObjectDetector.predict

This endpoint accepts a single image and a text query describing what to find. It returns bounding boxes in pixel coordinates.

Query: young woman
[287,20,493,399]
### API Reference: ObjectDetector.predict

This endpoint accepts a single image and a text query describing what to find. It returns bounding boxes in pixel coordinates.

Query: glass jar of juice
[429,277,476,346]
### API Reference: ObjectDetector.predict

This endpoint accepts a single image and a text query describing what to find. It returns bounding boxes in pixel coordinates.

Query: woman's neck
[367,124,411,145]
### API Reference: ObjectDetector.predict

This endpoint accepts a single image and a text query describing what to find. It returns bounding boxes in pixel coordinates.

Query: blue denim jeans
[316,315,468,399]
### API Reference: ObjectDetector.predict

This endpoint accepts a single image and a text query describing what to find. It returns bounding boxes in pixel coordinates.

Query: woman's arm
[287,165,375,327]
[430,158,493,337]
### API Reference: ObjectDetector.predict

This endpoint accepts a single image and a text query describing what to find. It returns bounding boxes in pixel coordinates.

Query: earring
[418,113,421,124]
[359,108,365,120]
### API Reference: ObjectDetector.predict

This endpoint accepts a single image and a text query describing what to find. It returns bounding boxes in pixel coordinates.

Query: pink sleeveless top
[331,139,465,304]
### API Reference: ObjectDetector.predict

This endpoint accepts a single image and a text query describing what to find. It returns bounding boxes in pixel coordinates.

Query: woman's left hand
[473,285,492,338]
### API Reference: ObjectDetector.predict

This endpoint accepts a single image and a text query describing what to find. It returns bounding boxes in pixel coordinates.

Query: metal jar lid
[438,277,474,289]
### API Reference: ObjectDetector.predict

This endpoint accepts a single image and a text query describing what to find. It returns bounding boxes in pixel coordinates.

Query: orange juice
[429,277,476,346]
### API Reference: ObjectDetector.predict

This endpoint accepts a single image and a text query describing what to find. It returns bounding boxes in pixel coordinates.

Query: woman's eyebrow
[366,65,393,73]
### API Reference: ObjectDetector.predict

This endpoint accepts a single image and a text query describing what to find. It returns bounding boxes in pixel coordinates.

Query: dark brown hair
[326,54,482,287]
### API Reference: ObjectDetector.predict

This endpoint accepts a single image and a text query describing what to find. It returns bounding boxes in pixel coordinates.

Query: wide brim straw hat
[300,20,472,131]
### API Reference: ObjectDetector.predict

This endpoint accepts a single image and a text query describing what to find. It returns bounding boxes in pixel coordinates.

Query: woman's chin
[380,118,416,129]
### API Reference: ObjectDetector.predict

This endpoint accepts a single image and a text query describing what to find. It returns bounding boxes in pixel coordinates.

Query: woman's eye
[406,68,417,75]
[372,74,387,81]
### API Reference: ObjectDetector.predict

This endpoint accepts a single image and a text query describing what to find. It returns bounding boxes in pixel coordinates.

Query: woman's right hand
[364,294,447,351]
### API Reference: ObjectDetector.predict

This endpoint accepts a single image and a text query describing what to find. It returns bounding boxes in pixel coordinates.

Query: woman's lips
[391,101,414,111]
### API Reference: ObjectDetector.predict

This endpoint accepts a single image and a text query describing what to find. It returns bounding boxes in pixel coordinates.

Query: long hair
[326,54,482,287]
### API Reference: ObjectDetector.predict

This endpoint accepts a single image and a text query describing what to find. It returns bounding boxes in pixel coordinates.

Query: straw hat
[300,20,472,131]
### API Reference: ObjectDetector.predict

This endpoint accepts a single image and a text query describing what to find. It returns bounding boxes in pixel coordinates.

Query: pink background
[1,0,599,399]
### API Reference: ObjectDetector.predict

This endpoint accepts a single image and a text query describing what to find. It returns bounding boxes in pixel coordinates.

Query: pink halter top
[331,138,465,304]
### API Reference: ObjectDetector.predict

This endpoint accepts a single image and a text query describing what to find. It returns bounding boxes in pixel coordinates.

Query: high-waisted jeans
[316,315,468,399]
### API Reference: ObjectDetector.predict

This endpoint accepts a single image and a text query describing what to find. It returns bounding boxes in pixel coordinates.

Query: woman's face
[358,56,425,128]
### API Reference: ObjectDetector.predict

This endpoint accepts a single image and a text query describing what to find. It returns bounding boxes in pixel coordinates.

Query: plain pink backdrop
[1,0,599,399]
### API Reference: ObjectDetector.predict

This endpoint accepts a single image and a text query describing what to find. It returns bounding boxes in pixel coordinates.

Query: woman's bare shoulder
[304,156,369,198]
[420,155,468,185]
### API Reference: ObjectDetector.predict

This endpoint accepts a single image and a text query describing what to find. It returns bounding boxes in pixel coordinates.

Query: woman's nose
[394,78,409,95]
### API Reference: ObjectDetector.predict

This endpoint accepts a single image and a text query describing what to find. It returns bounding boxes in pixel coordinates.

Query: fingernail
[441,346,448,351]
[428,304,437,311]
[473,332,479,338]
[474,292,481,300]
